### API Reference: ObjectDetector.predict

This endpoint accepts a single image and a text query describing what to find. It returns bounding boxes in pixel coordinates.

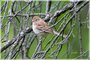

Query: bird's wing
[36,20,53,33]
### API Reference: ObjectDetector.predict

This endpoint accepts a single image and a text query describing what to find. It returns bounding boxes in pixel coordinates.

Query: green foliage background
[0,1,89,59]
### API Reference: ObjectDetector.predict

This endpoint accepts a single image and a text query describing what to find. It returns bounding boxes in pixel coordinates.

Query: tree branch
[44,1,83,21]
[0,27,32,52]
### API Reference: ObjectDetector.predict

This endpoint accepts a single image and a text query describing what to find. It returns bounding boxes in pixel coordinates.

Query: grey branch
[0,27,32,52]
[44,1,83,21]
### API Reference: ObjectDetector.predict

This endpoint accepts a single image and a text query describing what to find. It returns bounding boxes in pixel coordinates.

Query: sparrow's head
[32,16,41,22]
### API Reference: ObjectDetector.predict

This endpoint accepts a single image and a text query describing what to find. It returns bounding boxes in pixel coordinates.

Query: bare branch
[0,27,32,52]
[46,0,51,13]
[44,1,84,21]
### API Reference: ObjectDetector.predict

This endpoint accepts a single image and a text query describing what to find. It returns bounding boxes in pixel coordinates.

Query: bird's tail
[53,30,67,38]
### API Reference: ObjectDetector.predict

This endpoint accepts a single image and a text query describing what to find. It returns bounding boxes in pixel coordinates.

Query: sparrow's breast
[32,23,41,34]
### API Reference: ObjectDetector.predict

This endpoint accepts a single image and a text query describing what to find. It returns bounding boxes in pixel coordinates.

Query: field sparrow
[32,16,66,38]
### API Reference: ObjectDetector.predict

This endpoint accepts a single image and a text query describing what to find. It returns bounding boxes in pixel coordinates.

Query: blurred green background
[0,1,89,59]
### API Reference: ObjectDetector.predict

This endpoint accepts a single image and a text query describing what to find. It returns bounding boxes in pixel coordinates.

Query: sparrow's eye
[36,19,37,21]
[36,19,38,21]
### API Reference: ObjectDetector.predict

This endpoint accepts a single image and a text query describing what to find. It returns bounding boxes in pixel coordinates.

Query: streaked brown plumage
[32,16,66,38]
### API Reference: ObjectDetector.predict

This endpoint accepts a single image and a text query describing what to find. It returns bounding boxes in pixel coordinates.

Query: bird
[32,16,67,38]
